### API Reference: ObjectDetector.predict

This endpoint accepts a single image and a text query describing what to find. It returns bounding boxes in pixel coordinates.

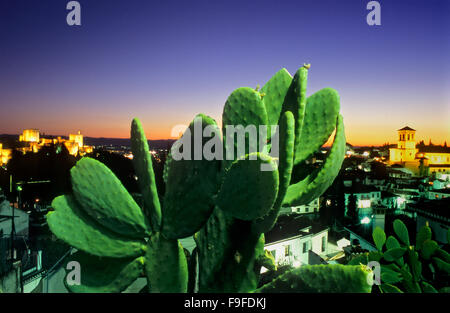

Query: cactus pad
[162,114,221,239]
[294,88,340,164]
[260,68,293,137]
[256,264,373,293]
[252,111,295,233]
[222,87,269,169]
[70,157,150,238]
[64,251,144,293]
[130,118,162,231]
[283,114,345,206]
[216,152,279,221]
[48,195,146,258]
[145,233,188,292]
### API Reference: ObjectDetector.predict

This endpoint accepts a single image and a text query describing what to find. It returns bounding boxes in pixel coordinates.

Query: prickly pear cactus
[47,65,370,293]
[348,220,450,293]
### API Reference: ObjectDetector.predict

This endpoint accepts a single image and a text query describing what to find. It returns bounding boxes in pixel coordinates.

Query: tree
[346,194,359,225]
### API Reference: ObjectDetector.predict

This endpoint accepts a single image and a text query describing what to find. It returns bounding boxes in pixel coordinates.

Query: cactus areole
[46,65,371,293]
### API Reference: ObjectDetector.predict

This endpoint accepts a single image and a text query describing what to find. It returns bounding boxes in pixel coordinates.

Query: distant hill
[83,137,175,150]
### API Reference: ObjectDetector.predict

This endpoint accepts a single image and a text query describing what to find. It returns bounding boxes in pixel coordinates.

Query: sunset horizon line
[2,130,448,148]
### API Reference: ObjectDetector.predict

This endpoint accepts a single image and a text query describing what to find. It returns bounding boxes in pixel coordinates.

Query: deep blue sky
[0,0,448,145]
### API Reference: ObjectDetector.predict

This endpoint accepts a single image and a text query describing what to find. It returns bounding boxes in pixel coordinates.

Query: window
[322,236,326,252]
[305,207,309,213]
[284,245,290,257]
[303,242,307,253]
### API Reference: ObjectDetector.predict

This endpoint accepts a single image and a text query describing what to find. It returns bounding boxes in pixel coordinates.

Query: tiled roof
[398,126,416,131]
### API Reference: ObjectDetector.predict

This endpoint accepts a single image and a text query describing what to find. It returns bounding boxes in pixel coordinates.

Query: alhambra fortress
[0,129,93,165]
[389,126,450,176]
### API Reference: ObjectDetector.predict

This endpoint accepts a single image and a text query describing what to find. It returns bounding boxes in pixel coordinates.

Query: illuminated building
[16,129,94,157]
[69,131,83,148]
[389,126,450,176]
[0,143,12,166]
[19,129,40,143]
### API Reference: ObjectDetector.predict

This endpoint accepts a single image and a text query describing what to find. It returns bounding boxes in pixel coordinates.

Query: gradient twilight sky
[0,0,449,145]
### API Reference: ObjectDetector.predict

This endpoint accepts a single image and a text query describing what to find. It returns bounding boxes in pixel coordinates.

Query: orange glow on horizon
[9,115,449,145]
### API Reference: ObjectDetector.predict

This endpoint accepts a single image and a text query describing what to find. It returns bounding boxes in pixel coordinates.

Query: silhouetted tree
[346,194,359,225]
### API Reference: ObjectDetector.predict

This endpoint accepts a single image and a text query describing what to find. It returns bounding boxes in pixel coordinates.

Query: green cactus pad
[196,209,264,292]
[368,251,383,262]
[415,225,432,250]
[432,257,450,275]
[145,233,188,292]
[406,248,422,282]
[373,227,386,251]
[255,264,373,293]
[293,88,340,165]
[196,208,234,292]
[162,114,221,239]
[421,282,438,293]
[380,265,403,284]
[380,284,403,293]
[421,240,438,260]
[386,236,401,250]
[283,114,346,206]
[280,67,308,164]
[383,247,407,262]
[48,195,145,258]
[252,111,295,233]
[222,87,269,169]
[348,253,369,266]
[70,157,150,238]
[216,152,279,221]
[435,248,450,263]
[260,68,293,138]
[198,218,264,292]
[130,118,162,231]
[393,219,410,246]
[64,251,144,293]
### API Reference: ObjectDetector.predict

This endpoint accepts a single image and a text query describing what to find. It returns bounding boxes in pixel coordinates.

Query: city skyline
[0,0,449,146]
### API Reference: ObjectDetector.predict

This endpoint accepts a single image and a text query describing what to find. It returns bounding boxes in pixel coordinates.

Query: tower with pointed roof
[390,126,418,163]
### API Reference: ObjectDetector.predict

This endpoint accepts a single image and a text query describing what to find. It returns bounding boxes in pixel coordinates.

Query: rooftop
[430,189,450,194]
[407,198,450,219]
[398,126,416,131]
[265,214,328,244]
[418,145,450,154]
[344,184,380,194]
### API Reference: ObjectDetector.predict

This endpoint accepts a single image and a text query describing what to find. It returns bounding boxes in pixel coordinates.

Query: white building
[280,198,320,215]
[426,189,450,200]
[263,215,332,269]
[0,196,29,237]
[344,185,381,217]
